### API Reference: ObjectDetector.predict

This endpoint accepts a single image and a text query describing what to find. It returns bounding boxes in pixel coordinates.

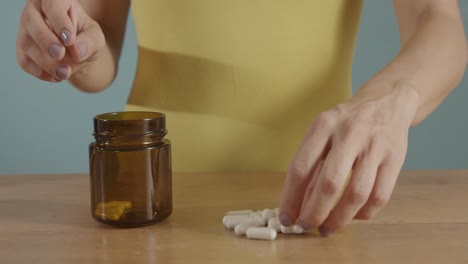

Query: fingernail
[297,220,313,231]
[279,214,293,226]
[78,42,87,59]
[56,66,69,79]
[48,43,62,59]
[60,29,71,45]
[52,78,61,82]
[318,226,331,237]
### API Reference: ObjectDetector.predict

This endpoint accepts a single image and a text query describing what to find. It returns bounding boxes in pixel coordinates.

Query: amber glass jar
[89,112,172,227]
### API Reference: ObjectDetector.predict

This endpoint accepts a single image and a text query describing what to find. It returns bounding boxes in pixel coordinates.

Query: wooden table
[0,170,467,264]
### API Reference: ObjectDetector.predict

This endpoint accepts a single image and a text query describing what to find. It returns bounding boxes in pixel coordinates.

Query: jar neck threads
[93,112,167,149]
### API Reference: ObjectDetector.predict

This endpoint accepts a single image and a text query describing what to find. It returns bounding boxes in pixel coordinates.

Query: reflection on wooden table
[0,170,467,263]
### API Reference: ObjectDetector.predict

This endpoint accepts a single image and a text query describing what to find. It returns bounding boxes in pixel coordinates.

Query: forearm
[68,42,118,93]
[356,7,467,126]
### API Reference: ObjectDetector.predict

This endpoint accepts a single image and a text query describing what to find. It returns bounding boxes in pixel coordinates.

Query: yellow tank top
[126,0,363,172]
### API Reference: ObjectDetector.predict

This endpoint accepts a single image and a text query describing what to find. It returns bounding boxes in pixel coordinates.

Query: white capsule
[273,208,279,214]
[280,224,305,234]
[271,211,279,219]
[280,225,295,234]
[246,227,277,240]
[261,209,276,221]
[292,224,304,234]
[267,218,281,232]
[249,213,267,226]
[256,210,262,216]
[234,221,262,236]
[224,217,256,229]
[226,210,253,216]
[249,212,258,218]
[222,215,250,226]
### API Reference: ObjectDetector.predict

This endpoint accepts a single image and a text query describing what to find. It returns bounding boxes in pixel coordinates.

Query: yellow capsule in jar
[94,201,133,221]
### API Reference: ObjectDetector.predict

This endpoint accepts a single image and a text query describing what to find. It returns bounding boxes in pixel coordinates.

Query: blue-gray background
[1,1,467,174]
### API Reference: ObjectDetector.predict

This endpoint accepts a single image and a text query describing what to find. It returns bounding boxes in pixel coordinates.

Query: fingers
[21,3,66,61]
[68,20,105,62]
[17,1,87,81]
[69,0,79,30]
[354,156,403,220]
[279,98,409,236]
[297,134,359,231]
[319,147,381,236]
[299,161,324,212]
[26,38,71,80]
[17,24,71,81]
[17,52,58,82]
[278,112,335,226]
[41,0,77,46]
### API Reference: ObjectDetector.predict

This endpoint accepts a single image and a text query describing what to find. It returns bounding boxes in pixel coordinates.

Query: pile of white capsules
[222,208,306,240]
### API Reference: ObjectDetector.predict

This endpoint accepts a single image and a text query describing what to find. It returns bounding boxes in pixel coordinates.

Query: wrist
[351,79,421,126]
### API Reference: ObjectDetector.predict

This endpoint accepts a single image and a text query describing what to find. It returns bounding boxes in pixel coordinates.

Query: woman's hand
[16,0,105,82]
[278,82,420,236]
[278,0,467,237]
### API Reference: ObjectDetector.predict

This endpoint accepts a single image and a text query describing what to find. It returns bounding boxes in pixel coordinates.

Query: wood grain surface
[0,170,467,264]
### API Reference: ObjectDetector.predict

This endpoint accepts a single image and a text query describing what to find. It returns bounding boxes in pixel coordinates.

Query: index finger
[41,0,77,46]
[21,3,65,60]
[278,113,334,226]
[297,141,357,230]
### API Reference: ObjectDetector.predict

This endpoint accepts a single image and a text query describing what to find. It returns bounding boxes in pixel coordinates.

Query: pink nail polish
[60,29,71,45]
[78,42,87,59]
[56,66,69,79]
[48,44,62,59]
[279,214,293,226]
[318,226,331,237]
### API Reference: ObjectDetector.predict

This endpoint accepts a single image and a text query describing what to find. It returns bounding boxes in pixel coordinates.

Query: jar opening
[92,111,167,148]
[95,112,165,122]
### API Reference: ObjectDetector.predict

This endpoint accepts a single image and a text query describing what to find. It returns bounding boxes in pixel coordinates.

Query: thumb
[68,21,106,63]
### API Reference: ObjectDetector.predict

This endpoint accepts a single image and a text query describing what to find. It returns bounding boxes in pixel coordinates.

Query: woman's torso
[127,0,363,172]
